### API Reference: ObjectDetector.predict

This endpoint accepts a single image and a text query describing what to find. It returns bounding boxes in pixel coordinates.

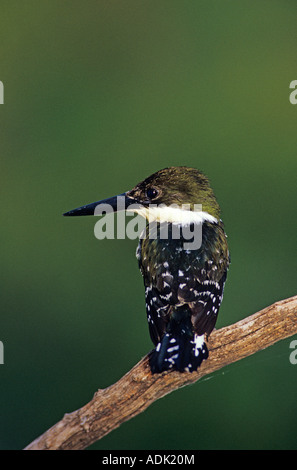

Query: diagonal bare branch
[24,295,297,450]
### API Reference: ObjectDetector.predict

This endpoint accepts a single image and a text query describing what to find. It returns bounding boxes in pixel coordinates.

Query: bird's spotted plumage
[137,219,229,372]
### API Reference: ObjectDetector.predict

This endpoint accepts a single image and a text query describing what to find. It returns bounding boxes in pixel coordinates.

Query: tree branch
[24,295,297,450]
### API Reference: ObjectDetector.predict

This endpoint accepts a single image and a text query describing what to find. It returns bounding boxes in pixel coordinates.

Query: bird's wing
[144,284,173,346]
[177,269,227,336]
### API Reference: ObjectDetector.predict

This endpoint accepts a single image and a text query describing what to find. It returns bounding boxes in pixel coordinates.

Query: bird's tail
[149,331,208,373]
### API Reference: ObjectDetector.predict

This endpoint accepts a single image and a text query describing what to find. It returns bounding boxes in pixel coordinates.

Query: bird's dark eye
[146,187,159,200]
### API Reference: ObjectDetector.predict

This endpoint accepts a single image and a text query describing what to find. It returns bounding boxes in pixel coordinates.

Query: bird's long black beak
[63,192,138,217]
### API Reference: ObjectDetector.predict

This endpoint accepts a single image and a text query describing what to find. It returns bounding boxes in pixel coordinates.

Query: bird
[63,166,230,373]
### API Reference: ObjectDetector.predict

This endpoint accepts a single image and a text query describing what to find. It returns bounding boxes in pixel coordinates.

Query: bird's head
[63,166,220,224]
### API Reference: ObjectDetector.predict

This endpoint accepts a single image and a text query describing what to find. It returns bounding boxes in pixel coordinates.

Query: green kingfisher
[64,167,230,373]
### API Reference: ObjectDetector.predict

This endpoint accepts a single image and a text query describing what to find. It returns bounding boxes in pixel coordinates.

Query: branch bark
[25,295,297,450]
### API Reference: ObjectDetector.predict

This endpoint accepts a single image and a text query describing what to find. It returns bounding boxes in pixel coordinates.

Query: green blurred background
[0,0,296,450]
